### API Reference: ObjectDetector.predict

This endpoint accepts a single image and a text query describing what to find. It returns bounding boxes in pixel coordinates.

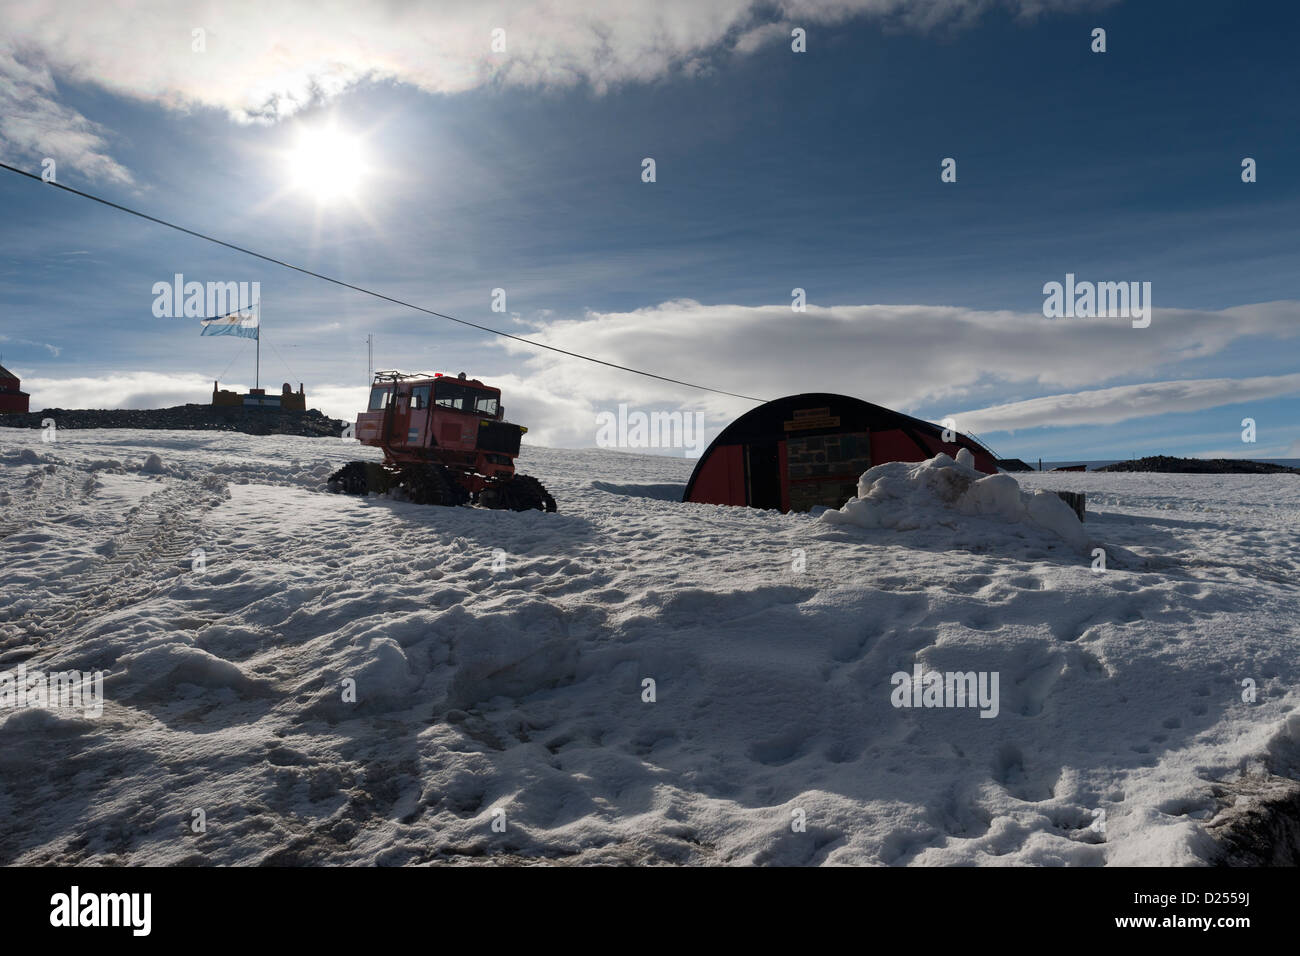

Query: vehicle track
[0,462,91,539]
[0,478,223,652]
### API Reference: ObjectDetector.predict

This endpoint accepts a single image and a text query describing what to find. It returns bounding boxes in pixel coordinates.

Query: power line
[0,160,768,404]
[266,337,299,384]
[213,336,249,383]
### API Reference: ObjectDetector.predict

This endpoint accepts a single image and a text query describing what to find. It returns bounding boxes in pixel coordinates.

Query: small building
[0,364,31,414]
[683,392,999,513]
[213,381,306,412]
[997,458,1035,472]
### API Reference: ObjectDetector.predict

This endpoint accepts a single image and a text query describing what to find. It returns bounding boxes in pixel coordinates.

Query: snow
[1,427,1298,865]
[821,452,1089,549]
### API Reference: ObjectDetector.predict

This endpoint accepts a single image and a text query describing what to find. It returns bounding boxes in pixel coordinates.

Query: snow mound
[2,447,43,465]
[350,636,414,697]
[303,635,418,719]
[820,453,1088,548]
[111,643,272,700]
[0,707,97,737]
[140,453,166,474]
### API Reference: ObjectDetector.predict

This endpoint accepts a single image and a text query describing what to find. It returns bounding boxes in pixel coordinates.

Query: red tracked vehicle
[328,370,556,511]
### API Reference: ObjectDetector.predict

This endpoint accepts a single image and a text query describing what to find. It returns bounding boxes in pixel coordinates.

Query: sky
[0,0,1297,461]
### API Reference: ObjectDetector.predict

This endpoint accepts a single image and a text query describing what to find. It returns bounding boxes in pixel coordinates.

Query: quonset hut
[683,393,998,513]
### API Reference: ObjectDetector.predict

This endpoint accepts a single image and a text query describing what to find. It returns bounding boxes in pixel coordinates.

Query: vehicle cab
[355,371,522,479]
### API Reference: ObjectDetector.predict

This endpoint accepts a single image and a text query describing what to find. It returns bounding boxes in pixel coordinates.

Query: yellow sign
[783,407,840,431]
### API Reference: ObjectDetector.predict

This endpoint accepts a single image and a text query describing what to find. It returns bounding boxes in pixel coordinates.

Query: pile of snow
[1,447,43,466]
[821,450,1088,548]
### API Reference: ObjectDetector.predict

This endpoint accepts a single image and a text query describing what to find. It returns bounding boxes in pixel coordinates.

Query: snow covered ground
[1,428,1298,866]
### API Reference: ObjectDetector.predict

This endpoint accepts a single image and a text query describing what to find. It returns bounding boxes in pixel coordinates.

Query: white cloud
[0,42,134,184]
[21,371,368,423]
[16,295,1300,448]
[486,298,1300,444]
[951,373,1300,434]
[309,384,369,423]
[0,334,62,358]
[469,372,715,453]
[22,372,216,410]
[0,0,1111,179]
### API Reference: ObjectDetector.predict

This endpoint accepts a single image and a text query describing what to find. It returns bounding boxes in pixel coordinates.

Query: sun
[285,124,367,204]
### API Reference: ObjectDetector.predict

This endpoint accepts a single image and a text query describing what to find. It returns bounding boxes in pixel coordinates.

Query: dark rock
[1208,773,1300,866]
[1097,455,1299,475]
[0,404,349,438]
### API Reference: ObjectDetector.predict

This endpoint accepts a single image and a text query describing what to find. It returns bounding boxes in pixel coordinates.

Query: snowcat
[328,370,556,511]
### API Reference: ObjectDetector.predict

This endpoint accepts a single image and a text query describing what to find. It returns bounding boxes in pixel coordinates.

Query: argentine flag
[200,303,259,339]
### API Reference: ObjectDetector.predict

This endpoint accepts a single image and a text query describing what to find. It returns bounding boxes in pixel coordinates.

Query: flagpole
[255,293,260,391]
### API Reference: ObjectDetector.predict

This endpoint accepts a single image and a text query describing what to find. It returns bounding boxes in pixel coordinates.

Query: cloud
[0,334,62,358]
[486,298,1300,444]
[0,0,1111,179]
[21,372,217,410]
[308,383,369,423]
[950,373,1300,434]
[470,372,705,453]
[20,371,369,424]
[0,42,134,185]
[16,294,1300,450]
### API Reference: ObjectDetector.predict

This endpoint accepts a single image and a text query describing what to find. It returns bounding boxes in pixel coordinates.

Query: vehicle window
[411,385,431,410]
[474,395,499,416]
[368,386,392,410]
[434,381,472,411]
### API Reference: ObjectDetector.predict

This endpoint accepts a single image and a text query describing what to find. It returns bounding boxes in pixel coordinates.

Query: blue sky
[1,0,1297,460]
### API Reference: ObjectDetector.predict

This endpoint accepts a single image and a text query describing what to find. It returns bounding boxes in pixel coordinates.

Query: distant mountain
[1097,455,1300,475]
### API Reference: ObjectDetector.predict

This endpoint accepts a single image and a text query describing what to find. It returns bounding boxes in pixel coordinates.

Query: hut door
[745,442,782,510]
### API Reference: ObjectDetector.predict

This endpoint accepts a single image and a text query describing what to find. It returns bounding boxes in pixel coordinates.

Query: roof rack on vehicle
[372,370,439,382]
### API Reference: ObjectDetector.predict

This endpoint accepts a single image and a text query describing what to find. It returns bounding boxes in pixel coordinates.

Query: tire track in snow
[1,478,223,653]
[0,460,94,540]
